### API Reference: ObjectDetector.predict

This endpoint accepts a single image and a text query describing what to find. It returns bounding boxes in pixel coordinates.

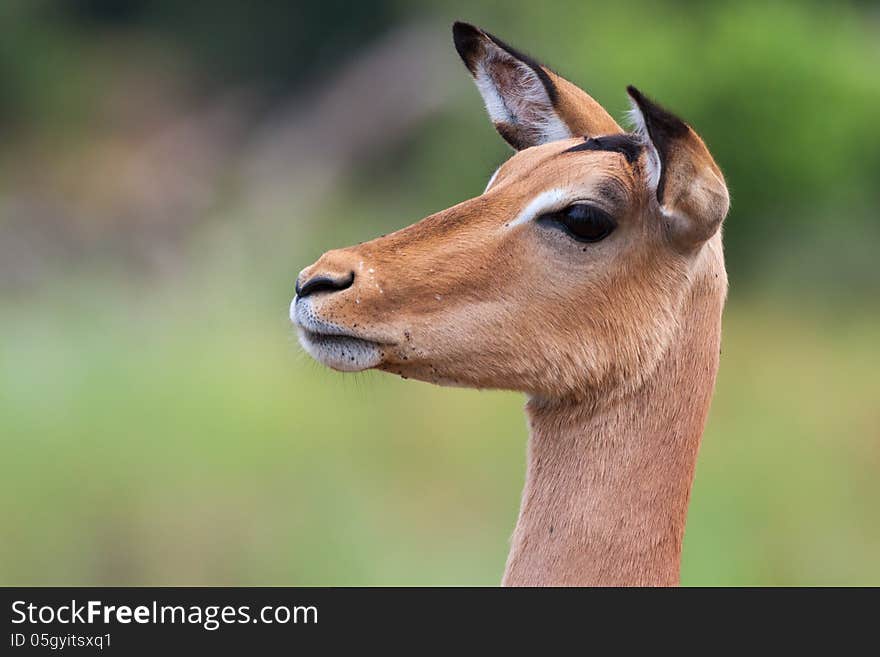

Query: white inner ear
[483,166,501,193]
[474,47,572,146]
[508,188,570,228]
[627,102,662,191]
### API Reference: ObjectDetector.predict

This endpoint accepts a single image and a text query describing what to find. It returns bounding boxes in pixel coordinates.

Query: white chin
[297,329,382,372]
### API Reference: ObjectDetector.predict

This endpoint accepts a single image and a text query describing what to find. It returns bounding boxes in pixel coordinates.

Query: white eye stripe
[507,188,571,228]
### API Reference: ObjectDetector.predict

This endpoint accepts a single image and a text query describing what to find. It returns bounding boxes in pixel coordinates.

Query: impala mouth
[291,298,385,372]
[297,328,385,372]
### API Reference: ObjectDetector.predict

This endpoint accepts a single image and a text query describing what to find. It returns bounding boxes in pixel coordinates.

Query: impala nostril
[296,271,355,299]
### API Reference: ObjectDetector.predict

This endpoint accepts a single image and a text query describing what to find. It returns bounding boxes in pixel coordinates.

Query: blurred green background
[1,0,878,585]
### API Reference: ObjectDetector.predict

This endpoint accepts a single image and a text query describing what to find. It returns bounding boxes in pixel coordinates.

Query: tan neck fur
[293,23,732,586]
[503,241,725,586]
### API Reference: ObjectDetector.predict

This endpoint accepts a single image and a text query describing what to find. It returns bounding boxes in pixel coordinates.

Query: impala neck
[502,268,724,586]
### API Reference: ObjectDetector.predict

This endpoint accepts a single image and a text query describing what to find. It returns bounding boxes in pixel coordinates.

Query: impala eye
[538,203,616,243]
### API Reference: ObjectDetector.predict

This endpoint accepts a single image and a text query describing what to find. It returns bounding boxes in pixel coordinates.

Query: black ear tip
[626,85,646,107]
[626,84,662,115]
[626,85,689,136]
[452,21,480,37]
[452,21,484,70]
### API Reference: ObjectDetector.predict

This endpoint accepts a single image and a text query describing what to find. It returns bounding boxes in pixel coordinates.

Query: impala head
[292,22,729,399]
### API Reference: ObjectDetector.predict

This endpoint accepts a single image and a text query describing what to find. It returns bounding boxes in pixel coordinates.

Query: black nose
[295,271,355,298]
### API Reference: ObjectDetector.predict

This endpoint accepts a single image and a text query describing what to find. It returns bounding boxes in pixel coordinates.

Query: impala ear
[453,21,622,150]
[627,86,729,248]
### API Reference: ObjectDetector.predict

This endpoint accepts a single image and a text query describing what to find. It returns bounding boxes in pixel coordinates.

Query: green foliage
[1,283,878,585]
[4,1,879,278]
[390,1,880,280]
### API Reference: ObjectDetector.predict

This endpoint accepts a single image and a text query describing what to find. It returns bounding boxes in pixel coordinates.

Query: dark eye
[539,203,616,243]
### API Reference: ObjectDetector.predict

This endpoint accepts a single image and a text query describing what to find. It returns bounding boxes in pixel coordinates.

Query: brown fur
[550,71,623,137]
[293,24,729,586]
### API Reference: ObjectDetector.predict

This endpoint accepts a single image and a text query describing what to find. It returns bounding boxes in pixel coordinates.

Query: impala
[291,22,729,586]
